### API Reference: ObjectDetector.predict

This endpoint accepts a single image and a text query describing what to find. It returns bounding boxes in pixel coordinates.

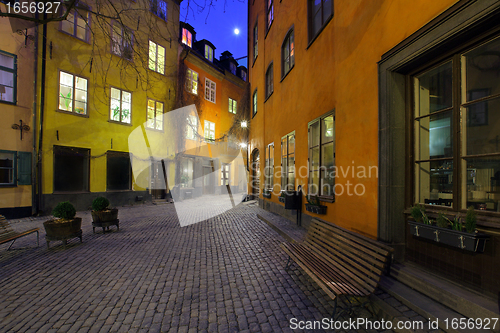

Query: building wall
[248,0,457,238]
[38,0,180,213]
[0,15,35,218]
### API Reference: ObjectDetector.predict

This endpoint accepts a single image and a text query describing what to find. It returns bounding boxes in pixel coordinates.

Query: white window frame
[205,78,216,103]
[146,99,164,130]
[110,87,132,124]
[186,114,198,140]
[221,163,230,186]
[61,9,90,42]
[0,51,16,104]
[0,151,16,186]
[204,120,215,142]
[148,40,165,75]
[205,45,213,62]
[111,22,134,60]
[58,71,88,115]
[228,98,237,114]
[186,69,198,95]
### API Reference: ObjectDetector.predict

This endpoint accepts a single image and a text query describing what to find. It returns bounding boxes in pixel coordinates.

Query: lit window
[150,0,167,21]
[182,28,192,47]
[221,164,230,186]
[309,0,333,41]
[59,71,87,115]
[252,89,257,116]
[205,45,213,62]
[148,41,165,74]
[61,10,90,41]
[205,78,216,103]
[265,63,273,99]
[111,22,134,60]
[308,112,335,198]
[186,69,198,95]
[265,143,274,190]
[204,120,215,142]
[146,99,164,130]
[282,29,294,77]
[0,51,16,104]
[281,133,295,191]
[228,98,237,114]
[110,87,131,124]
[267,0,274,29]
[186,114,198,140]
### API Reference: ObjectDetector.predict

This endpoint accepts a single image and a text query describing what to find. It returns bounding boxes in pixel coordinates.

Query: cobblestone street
[0,199,392,333]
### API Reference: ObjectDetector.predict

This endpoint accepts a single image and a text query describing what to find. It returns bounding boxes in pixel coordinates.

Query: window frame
[0,150,17,187]
[264,143,274,191]
[182,28,192,47]
[204,120,215,142]
[228,98,237,114]
[205,45,214,62]
[205,78,216,103]
[60,8,90,42]
[252,89,258,117]
[0,50,16,105]
[150,0,167,21]
[111,21,134,61]
[307,0,333,45]
[253,20,258,64]
[265,62,274,100]
[186,68,198,95]
[109,87,132,125]
[282,27,295,79]
[308,110,336,201]
[146,98,164,131]
[186,114,198,140]
[58,70,88,115]
[266,0,274,32]
[148,40,165,75]
[281,132,295,192]
[221,163,230,186]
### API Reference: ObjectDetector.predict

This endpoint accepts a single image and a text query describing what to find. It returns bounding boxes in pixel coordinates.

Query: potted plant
[43,201,82,249]
[91,197,119,233]
[279,191,286,203]
[263,188,272,198]
[408,205,489,253]
[305,195,327,215]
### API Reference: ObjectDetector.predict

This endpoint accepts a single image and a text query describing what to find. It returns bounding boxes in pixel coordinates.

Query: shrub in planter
[91,197,118,223]
[92,197,110,212]
[43,201,82,247]
[305,195,327,215]
[52,201,76,220]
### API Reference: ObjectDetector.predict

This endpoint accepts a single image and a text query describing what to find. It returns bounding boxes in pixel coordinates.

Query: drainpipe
[32,23,38,215]
[37,16,47,214]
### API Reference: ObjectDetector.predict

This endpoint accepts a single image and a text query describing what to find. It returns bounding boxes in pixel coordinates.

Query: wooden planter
[408,221,489,253]
[279,196,285,203]
[305,204,327,215]
[262,191,271,199]
[43,217,82,249]
[91,208,118,223]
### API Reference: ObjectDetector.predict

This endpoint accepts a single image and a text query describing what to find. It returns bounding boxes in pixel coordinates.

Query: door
[252,149,260,197]
[150,161,163,199]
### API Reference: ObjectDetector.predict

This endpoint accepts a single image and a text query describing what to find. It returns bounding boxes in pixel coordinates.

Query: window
[308,112,335,198]
[146,99,164,130]
[107,152,131,191]
[281,133,295,191]
[230,63,237,75]
[228,98,237,114]
[241,71,247,81]
[110,87,131,124]
[266,63,273,99]
[180,157,193,188]
[148,41,165,74]
[0,151,15,185]
[221,164,230,186]
[182,28,192,47]
[53,146,89,192]
[267,0,274,30]
[0,51,16,104]
[59,71,88,115]
[252,89,257,116]
[265,143,274,190]
[413,35,500,212]
[61,9,89,41]
[205,78,216,103]
[204,120,215,142]
[186,69,198,95]
[150,0,167,20]
[205,45,213,62]
[186,114,198,140]
[309,0,333,41]
[111,22,133,60]
[253,22,258,61]
[282,29,295,77]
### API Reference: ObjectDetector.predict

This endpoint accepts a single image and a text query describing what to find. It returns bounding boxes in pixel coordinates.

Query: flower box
[305,204,327,215]
[279,196,285,203]
[263,191,271,199]
[408,221,489,253]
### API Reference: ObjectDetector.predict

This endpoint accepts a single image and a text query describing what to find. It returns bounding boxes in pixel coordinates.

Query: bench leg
[331,296,338,319]
[7,239,16,250]
[36,230,39,247]
[285,257,292,270]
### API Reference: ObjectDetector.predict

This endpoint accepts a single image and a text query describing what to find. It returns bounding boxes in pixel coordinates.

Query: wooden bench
[0,215,39,250]
[280,218,393,317]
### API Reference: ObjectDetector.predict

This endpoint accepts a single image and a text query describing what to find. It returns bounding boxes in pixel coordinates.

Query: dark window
[253,22,258,61]
[308,0,333,41]
[265,143,274,190]
[0,50,16,104]
[253,89,258,116]
[282,29,295,77]
[267,0,274,30]
[53,146,90,192]
[150,0,167,20]
[111,22,134,60]
[107,152,131,191]
[265,63,273,99]
[0,151,16,185]
[61,9,90,42]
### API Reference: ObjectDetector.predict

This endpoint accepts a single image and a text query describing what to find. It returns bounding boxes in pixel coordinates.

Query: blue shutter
[18,152,31,185]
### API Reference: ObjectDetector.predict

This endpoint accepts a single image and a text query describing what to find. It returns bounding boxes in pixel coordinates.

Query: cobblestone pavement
[1,198,394,333]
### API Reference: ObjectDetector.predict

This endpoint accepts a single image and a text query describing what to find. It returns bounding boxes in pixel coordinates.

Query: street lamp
[241,120,247,128]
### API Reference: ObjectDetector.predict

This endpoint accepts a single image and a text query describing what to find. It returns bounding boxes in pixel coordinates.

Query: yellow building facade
[249,0,500,296]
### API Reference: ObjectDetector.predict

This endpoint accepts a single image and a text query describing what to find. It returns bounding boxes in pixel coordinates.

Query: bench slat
[0,215,39,247]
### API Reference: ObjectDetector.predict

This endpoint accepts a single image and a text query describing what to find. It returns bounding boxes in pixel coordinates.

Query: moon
[234,28,240,35]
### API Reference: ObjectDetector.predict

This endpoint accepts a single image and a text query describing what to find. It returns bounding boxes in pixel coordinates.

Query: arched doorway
[251,149,260,198]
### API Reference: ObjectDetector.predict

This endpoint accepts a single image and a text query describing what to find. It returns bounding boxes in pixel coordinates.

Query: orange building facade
[248,0,500,297]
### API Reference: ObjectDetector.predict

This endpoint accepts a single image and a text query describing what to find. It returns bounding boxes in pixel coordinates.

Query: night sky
[180,0,248,68]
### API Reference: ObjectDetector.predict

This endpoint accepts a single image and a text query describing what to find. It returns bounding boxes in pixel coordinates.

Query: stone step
[377,276,494,333]
[390,262,499,330]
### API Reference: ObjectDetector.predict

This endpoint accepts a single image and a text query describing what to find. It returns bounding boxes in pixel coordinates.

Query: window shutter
[18,151,32,185]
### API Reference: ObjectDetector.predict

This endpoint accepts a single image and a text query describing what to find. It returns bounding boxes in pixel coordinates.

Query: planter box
[91,208,118,223]
[279,196,285,203]
[262,192,271,199]
[408,221,489,253]
[305,204,327,215]
[43,217,83,249]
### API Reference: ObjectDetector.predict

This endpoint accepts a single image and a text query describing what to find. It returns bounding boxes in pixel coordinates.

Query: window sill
[56,109,89,118]
[318,196,335,203]
[204,98,216,104]
[145,126,164,132]
[52,191,90,194]
[58,30,90,44]
[110,52,134,63]
[108,120,132,126]
[106,189,132,192]
[0,100,16,105]
[252,111,257,119]
[0,184,17,188]
[264,91,273,103]
[280,65,294,82]
[306,14,334,50]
